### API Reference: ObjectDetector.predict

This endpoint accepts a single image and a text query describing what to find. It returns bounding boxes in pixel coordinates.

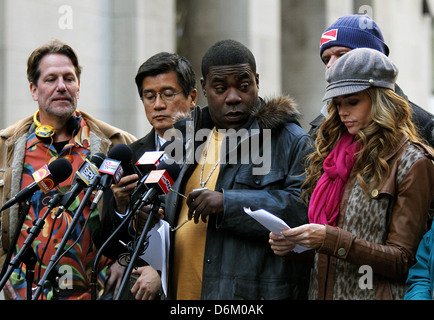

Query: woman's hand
[269,223,326,255]
[269,232,296,256]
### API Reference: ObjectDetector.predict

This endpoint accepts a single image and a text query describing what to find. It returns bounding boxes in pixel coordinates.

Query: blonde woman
[269,48,434,300]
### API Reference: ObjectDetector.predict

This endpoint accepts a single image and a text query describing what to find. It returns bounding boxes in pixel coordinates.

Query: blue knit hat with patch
[319,14,389,62]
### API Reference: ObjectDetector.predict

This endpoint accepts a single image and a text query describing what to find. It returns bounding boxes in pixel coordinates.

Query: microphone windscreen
[108,143,137,176]
[91,152,106,168]
[48,158,73,183]
[156,161,181,181]
[107,143,133,163]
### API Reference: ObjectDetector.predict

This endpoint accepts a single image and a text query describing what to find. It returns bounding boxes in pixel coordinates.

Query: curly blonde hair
[302,87,428,203]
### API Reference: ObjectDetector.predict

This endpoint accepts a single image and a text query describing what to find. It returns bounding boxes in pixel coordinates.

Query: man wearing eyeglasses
[94,52,197,300]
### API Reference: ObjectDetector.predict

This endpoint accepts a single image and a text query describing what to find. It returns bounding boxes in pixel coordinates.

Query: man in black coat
[94,52,197,300]
[163,40,313,300]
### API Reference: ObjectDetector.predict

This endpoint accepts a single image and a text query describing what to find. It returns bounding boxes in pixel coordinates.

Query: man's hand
[110,174,139,214]
[2,279,17,300]
[135,205,164,232]
[186,189,223,223]
[104,261,125,298]
[131,266,161,300]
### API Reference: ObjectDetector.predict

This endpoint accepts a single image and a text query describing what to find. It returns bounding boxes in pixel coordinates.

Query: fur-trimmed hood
[167,96,304,165]
[172,95,302,135]
[253,95,301,130]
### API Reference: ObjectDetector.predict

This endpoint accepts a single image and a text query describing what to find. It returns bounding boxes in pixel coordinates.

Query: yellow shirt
[172,128,225,300]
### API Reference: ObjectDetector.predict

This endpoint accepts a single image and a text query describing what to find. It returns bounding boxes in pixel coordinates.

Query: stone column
[177,0,281,107]
[281,0,328,130]
[110,0,177,137]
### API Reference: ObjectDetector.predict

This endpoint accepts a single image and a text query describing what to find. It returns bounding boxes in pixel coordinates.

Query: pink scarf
[308,132,359,226]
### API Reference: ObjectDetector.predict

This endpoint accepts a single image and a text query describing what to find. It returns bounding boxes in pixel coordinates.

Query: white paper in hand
[244,207,310,253]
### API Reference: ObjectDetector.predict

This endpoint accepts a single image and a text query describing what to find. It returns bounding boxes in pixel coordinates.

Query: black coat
[164,97,314,300]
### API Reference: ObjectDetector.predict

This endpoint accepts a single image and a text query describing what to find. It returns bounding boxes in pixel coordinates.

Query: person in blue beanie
[270,47,434,300]
[309,14,434,148]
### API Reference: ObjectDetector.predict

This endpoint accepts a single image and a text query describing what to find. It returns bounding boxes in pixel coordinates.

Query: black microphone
[88,145,133,212]
[131,161,181,213]
[56,153,106,213]
[130,151,168,202]
[0,158,73,212]
[112,161,180,301]
[110,143,140,177]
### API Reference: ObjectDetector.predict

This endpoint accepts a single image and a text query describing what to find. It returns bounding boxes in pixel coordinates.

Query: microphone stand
[90,205,135,300]
[32,175,101,300]
[52,188,79,219]
[114,198,160,300]
[0,194,62,300]
[90,187,158,299]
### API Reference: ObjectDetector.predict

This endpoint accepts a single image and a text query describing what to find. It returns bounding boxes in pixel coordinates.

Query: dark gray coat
[165,97,314,300]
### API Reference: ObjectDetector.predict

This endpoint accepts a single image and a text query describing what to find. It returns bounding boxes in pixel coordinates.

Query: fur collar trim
[254,95,301,130]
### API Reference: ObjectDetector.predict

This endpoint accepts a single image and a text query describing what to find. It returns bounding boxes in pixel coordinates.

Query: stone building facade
[0,0,432,136]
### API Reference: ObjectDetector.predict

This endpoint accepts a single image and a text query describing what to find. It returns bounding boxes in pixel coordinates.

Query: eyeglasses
[142,90,183,105]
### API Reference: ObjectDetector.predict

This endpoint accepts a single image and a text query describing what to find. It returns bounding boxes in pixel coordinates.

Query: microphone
[109,143,140,177]
[111,161,180,301]
[135,150,166,175]
[56,153,106,213]
[88,158,122,212]
[0,158,73,212]
[88,145,135,212]
[131,161,181,213]
[130,151,168,201]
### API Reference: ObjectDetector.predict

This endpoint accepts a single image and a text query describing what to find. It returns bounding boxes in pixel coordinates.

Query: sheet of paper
[140,219,170,296]
[244,207,310,253]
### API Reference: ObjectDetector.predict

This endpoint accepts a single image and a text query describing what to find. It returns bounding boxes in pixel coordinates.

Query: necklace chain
[199,127,221,188]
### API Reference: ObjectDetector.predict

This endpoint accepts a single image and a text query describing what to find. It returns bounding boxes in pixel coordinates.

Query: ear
[30,82,38,102]
[200,77,207,97]
[255,73,260,89]
[189,88,198,109]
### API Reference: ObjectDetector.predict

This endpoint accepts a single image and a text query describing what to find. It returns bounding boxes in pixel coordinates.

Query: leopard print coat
[309,138,434,300]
